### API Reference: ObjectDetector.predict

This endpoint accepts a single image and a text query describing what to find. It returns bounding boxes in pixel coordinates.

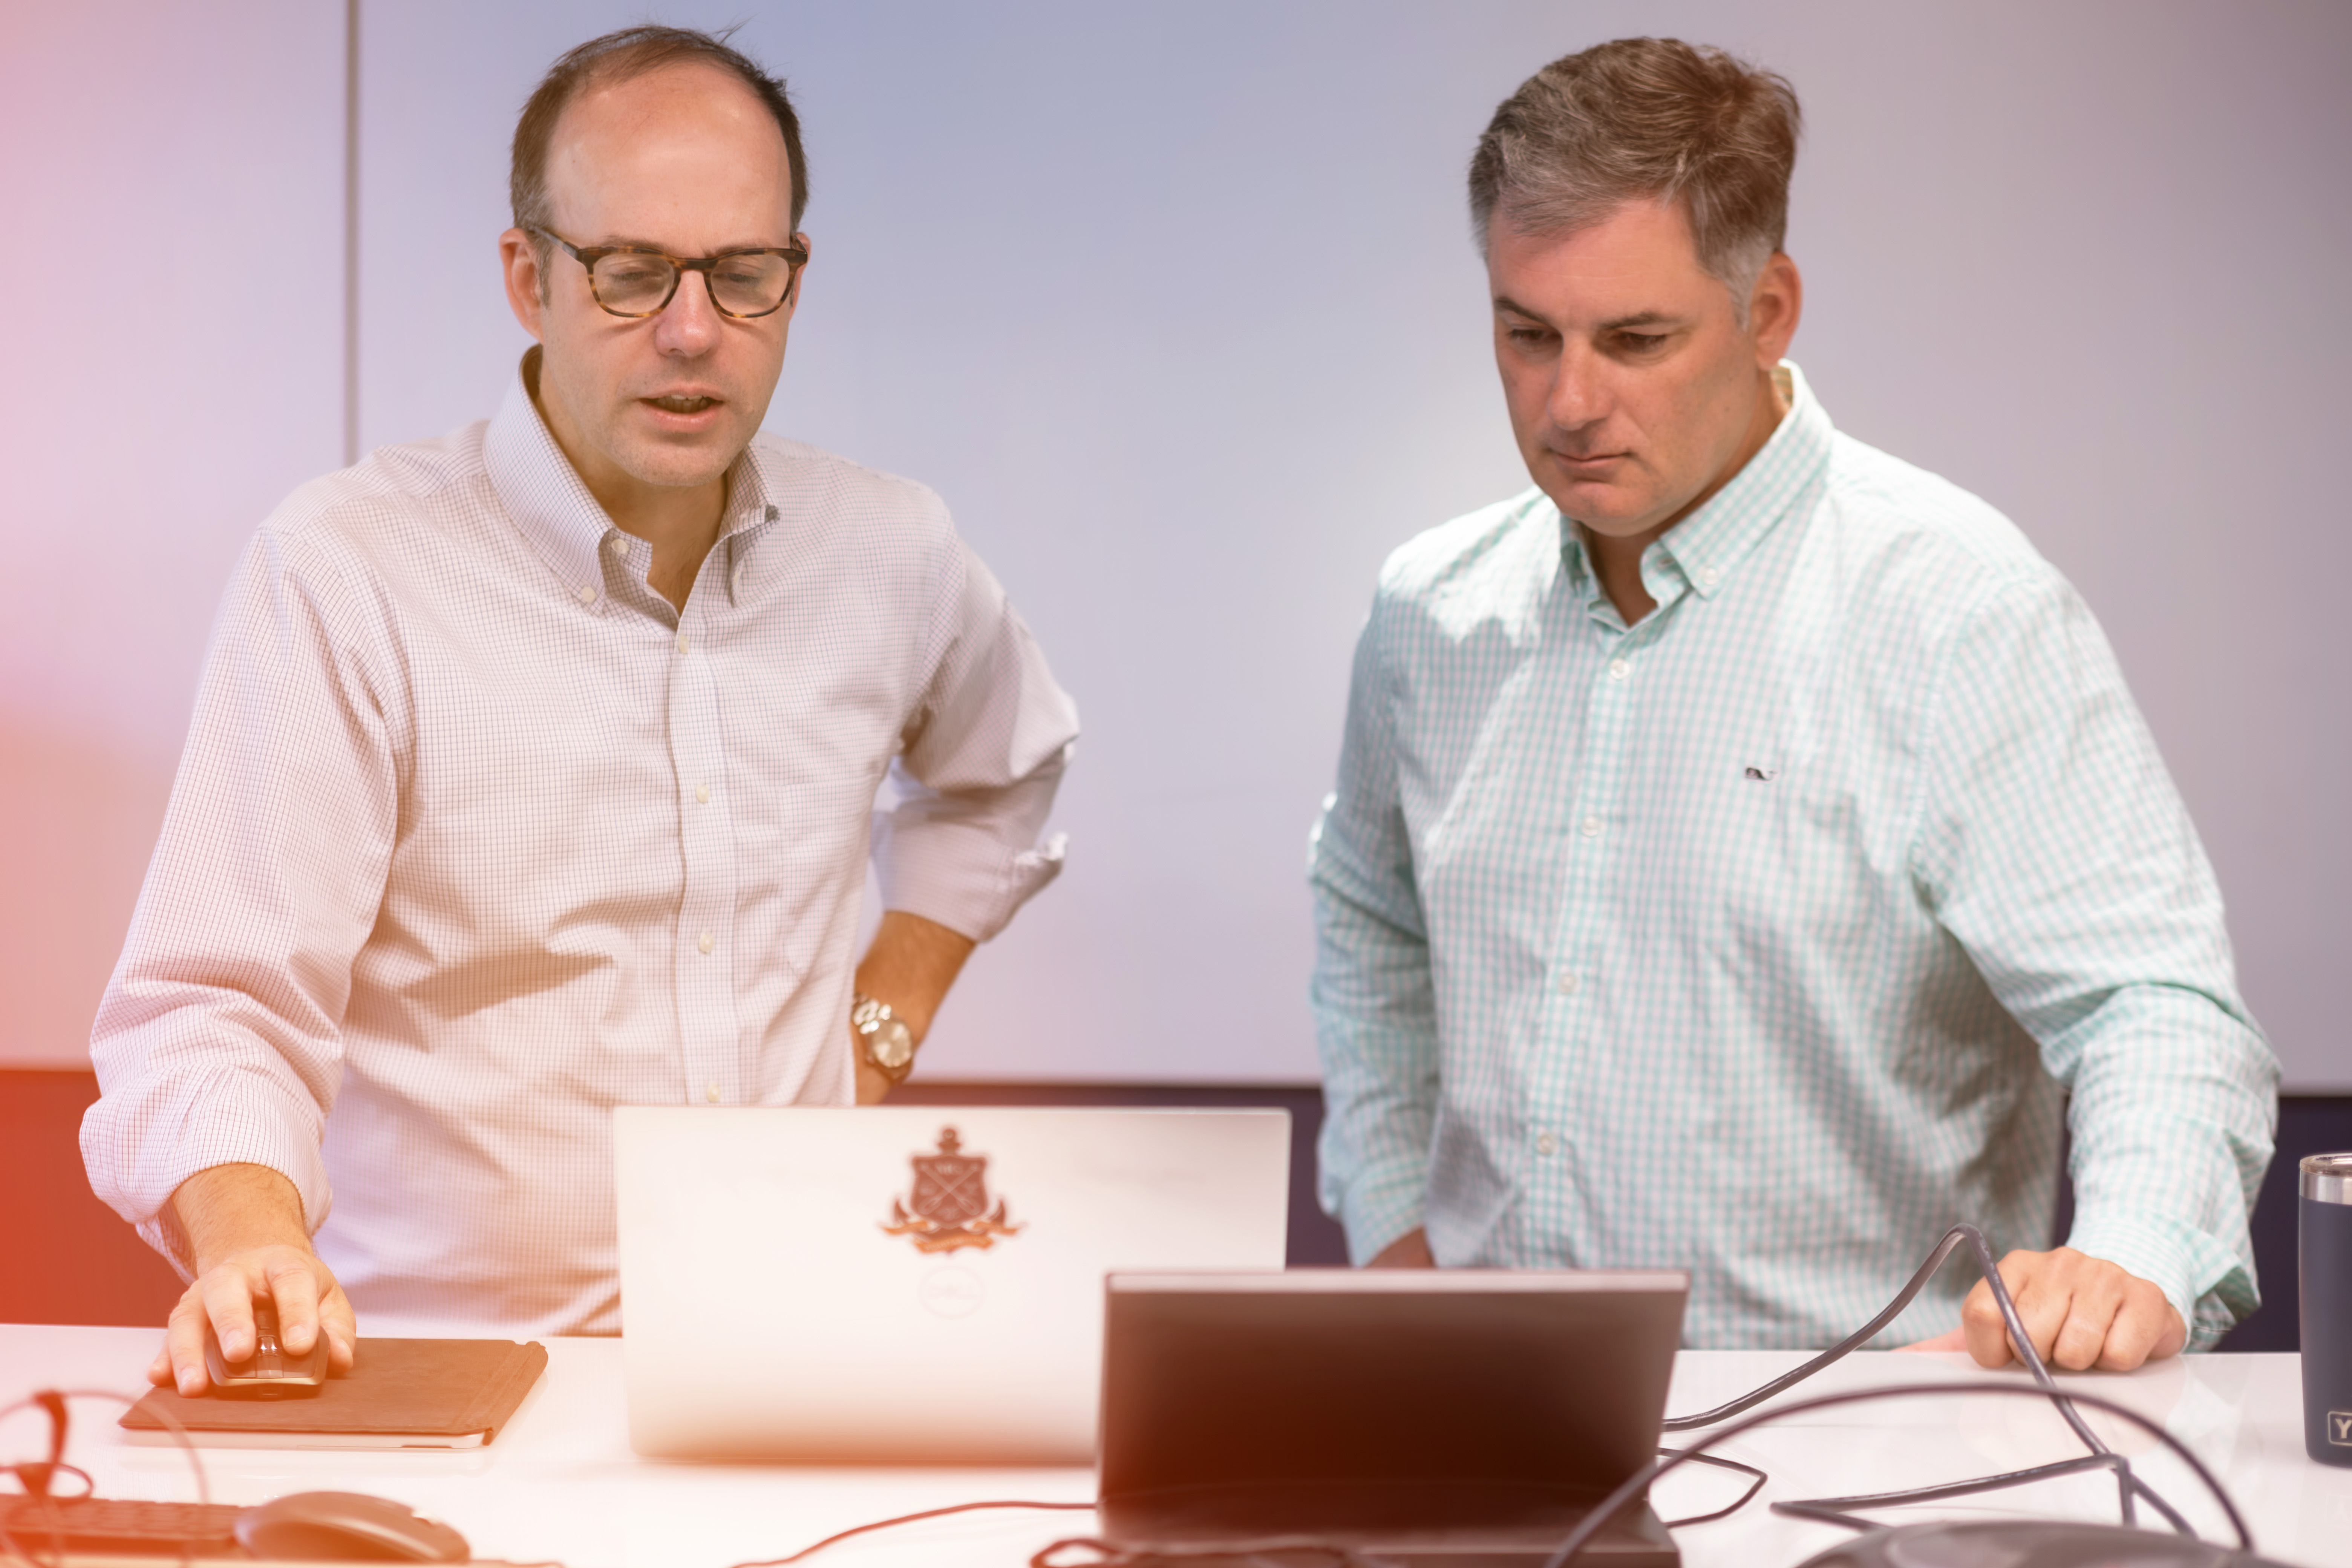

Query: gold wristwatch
[850,993,917,1086]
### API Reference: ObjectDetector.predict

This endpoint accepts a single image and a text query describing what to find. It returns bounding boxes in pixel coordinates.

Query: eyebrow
[1491,298,1684,334]
[590,235,790,256]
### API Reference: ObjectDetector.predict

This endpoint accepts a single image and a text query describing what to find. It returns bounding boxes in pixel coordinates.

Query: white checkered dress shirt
[1310,363,2277,1349]
[83,361,1078,1335]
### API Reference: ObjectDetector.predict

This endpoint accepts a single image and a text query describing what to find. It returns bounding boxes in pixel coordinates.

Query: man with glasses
[83,26,1078,1391]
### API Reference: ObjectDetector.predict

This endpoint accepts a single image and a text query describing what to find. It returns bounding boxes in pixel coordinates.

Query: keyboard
[0,1494,246,1557]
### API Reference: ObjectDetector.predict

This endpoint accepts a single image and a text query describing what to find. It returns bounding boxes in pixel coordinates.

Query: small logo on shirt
[2331,1410,2352,1446]
[882,1126,1024,1254]
[1744,766,1779,782]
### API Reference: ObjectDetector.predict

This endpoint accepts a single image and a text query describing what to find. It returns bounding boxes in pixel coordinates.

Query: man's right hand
[1367,1227,1436,1268]
[151,1164,357,1396]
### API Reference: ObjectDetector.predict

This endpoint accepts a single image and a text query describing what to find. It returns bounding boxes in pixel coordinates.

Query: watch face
[868,1017,916,1072]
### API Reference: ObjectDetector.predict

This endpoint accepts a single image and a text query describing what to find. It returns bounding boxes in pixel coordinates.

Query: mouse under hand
[203,1299,329,1397]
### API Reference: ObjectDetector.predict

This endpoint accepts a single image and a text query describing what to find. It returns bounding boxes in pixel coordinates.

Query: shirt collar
[484,348,776,612]
[1651,359,1833,601]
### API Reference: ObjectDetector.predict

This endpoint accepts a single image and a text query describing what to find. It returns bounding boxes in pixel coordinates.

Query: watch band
[850,992,917,1085]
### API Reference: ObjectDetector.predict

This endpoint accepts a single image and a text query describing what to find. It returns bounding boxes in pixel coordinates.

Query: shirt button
[1580,816,1603,837]
[1609,658,1631,681]
[1698,565,1720,588]
[1557,971,1579,995]
[574,584,597,605]
[608,536,628,557]
[695,782,710,804]
[706,1083,721,1104]
[1536,1133,1558,1156]
[697,930,715,954]
[675,633,689,655]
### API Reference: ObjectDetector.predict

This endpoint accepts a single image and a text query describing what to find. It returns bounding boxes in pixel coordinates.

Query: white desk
[3,1326,2346,1567]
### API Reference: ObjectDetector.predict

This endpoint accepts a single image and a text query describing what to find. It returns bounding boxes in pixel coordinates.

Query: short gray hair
[1468,38,1801,321]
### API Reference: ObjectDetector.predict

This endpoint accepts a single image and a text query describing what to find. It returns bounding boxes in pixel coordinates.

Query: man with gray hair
[1309,38,2275,1366]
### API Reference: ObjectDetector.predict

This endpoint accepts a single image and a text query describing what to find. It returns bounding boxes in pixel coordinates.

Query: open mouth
[647,394,720,414]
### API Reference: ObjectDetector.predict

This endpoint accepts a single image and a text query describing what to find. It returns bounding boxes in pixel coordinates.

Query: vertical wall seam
[342,0,361,467]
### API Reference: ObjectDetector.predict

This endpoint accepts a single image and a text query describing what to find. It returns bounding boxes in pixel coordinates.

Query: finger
[1960,1277,2014,1368]
[2001,1253,2077,1367]
[148,1341,175,1387]
[318,1276,360,1371]
[2048,1275,2123,1372]
[1896,1328,1967,1354]
[164,1289,214,1396]
[264,1258,323,1355]
[198,1266,259,1362]
[2096,1284,2184,1371]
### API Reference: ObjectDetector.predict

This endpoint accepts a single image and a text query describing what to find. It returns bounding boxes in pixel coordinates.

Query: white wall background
[3,2,2347,1090]
[0,0,345,1074]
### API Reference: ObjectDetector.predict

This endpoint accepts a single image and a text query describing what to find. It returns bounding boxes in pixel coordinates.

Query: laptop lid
[1099,1270,1688,1564]
[615,1106,1289,1463]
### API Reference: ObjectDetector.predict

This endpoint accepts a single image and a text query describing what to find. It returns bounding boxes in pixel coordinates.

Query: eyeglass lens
[590,252,793,317]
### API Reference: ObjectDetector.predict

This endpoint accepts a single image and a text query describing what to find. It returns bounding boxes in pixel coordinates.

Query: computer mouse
[202,1299,329,1396]
[234,1491,470,1562]
[1790,1517,2295,1567]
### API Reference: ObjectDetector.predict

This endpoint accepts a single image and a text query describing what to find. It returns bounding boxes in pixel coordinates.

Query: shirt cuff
[2063,1207,2256,1351]
[1328,1158,1429,1267]
[874,819,1066,943]
[84,1068,331,1281]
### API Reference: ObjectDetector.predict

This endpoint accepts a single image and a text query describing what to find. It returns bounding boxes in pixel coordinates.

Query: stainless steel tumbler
[2305,1152,2352,1465]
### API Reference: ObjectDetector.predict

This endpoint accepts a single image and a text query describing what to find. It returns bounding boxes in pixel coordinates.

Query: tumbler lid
[2305,1153,2352,1205]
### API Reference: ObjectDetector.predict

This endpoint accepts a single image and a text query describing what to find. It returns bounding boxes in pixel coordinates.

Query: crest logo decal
[882,1126,1023,1253]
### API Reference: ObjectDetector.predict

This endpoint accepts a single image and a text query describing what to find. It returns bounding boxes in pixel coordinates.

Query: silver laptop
[614,1105,1290,1462]
[1099,1270,1689,1565]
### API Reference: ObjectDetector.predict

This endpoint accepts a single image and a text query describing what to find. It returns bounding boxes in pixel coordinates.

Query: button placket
[1538,620,1643,1206]
[666,604,742,1109]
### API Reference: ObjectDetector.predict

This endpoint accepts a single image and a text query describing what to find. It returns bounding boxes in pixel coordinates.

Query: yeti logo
[2331,1410,2352,1447]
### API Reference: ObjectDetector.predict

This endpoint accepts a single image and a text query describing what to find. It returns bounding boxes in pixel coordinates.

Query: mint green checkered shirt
[1308,363,2278,1349]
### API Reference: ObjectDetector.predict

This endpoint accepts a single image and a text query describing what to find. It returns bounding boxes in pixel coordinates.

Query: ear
[500,227,548,342]
[1746,251,1803,366]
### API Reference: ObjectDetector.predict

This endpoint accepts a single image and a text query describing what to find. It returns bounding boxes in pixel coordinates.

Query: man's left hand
[853,1056,896,1106]
[848,910,977,1105]
[1904,1246,2186,1370]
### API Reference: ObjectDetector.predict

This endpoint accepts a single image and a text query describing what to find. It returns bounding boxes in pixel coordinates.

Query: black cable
[1769,1452,2127,1534]
[1535,1381,2252,1568]
[1018,1458,1770,1568]
[1661,1227,1980,1430]
[725,1499,1096,1567]
[1031,1538,1402,1567]
[1654,1448,1767,1528]
[1663,1223,2191,1536]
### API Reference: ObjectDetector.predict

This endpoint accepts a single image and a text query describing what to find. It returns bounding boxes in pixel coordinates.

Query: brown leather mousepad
[121,1337,547,1443]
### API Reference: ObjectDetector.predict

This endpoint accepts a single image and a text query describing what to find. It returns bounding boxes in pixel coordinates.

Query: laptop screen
[1100,1270,1687,1533]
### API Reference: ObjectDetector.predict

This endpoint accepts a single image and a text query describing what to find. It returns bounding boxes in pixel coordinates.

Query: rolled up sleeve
[873,541,1078,943]
[1914,574,2277,1346]
[80,530,401,1276]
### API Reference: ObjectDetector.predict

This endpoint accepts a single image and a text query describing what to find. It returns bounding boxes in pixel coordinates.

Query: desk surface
[2,1326,2345,1568]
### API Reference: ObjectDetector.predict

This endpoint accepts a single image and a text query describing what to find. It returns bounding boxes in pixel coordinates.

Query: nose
[1547,341,1610,433]
[651,268,721,357]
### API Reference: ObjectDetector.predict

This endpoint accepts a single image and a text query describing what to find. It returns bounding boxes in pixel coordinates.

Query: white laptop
[614,1105,1290,1463]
